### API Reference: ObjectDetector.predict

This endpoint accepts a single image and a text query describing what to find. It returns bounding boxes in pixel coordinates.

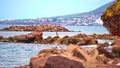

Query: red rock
[112,45,120,52]
[45,56,84,68]
[88,47,99,59]
[112,58,120,64]
[29,32,43,41]
[0,36,3,40]
[111,38,120,46]
[30,53,51,68]
[14,35,27,42]
[73,47,97,63]
[97,47,115,59]
[97,54,108,64]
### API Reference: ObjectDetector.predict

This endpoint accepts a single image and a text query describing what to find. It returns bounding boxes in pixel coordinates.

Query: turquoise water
[65,26,109,34]
[0,25,110,67]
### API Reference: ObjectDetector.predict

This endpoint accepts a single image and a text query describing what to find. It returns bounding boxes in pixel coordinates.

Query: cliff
[101,0,120,36]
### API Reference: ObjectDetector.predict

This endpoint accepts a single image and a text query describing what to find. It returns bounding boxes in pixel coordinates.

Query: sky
[0,0,114,20]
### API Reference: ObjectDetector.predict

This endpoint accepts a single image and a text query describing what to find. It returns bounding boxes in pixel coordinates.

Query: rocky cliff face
[101,0,120,36]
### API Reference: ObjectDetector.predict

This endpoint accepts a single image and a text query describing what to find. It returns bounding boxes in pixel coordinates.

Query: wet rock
[52,37,62,44]
[60,36,69,45]
[8,37,15,42]
[14,35,27,42]
[101,0,120,36]
[0,36,3,41]
[45,36,53,44]
[84,37,98,45]
[76,40,86,45]
[26,33,35,43]
[45,56,84,68]
[69,37,82,44]
[13,32,43,43]
[29,32,43,43]
[0,38,9,42]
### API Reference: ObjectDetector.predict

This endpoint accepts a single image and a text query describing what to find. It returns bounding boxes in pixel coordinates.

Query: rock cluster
[112,38,120,57]
[16,43,120,68]
[44,35,98,45]
[0,33,117,45]
[0,24,70,32]
[73,33,117,40]
[101,0,120,36]
[0,32,43,43]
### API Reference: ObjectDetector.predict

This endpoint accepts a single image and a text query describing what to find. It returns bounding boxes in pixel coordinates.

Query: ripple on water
[0,42,66,67]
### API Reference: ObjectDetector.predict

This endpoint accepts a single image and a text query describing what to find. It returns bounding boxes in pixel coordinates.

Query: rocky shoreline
[0,24,70,32]
[15,39,120,68]
[1,32,120,68]
[0,32,117,45]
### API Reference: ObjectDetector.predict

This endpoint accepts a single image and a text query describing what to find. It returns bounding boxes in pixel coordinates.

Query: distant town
[0,2,113,26]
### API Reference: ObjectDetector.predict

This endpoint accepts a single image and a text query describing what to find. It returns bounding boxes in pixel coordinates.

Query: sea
[0,25,112,68]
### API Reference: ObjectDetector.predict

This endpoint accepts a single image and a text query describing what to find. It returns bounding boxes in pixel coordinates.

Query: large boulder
[101,0,120,36]
[0,36,3,41]
[30,53,51,68]
[14,35,27,42]
[14,32,43,43]
[45,56,84,68]
[111,38,120,46]
[27,32,43,43]
[111,38,120,57]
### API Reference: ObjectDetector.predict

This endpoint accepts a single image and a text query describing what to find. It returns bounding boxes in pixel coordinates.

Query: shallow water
[0,42,66,67]
[65,26,109,34]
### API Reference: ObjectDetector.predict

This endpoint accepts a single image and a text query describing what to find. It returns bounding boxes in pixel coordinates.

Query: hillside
[0,1,114,26]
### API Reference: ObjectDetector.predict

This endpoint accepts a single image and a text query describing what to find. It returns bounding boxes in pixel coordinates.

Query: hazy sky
[0,0,114,20]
